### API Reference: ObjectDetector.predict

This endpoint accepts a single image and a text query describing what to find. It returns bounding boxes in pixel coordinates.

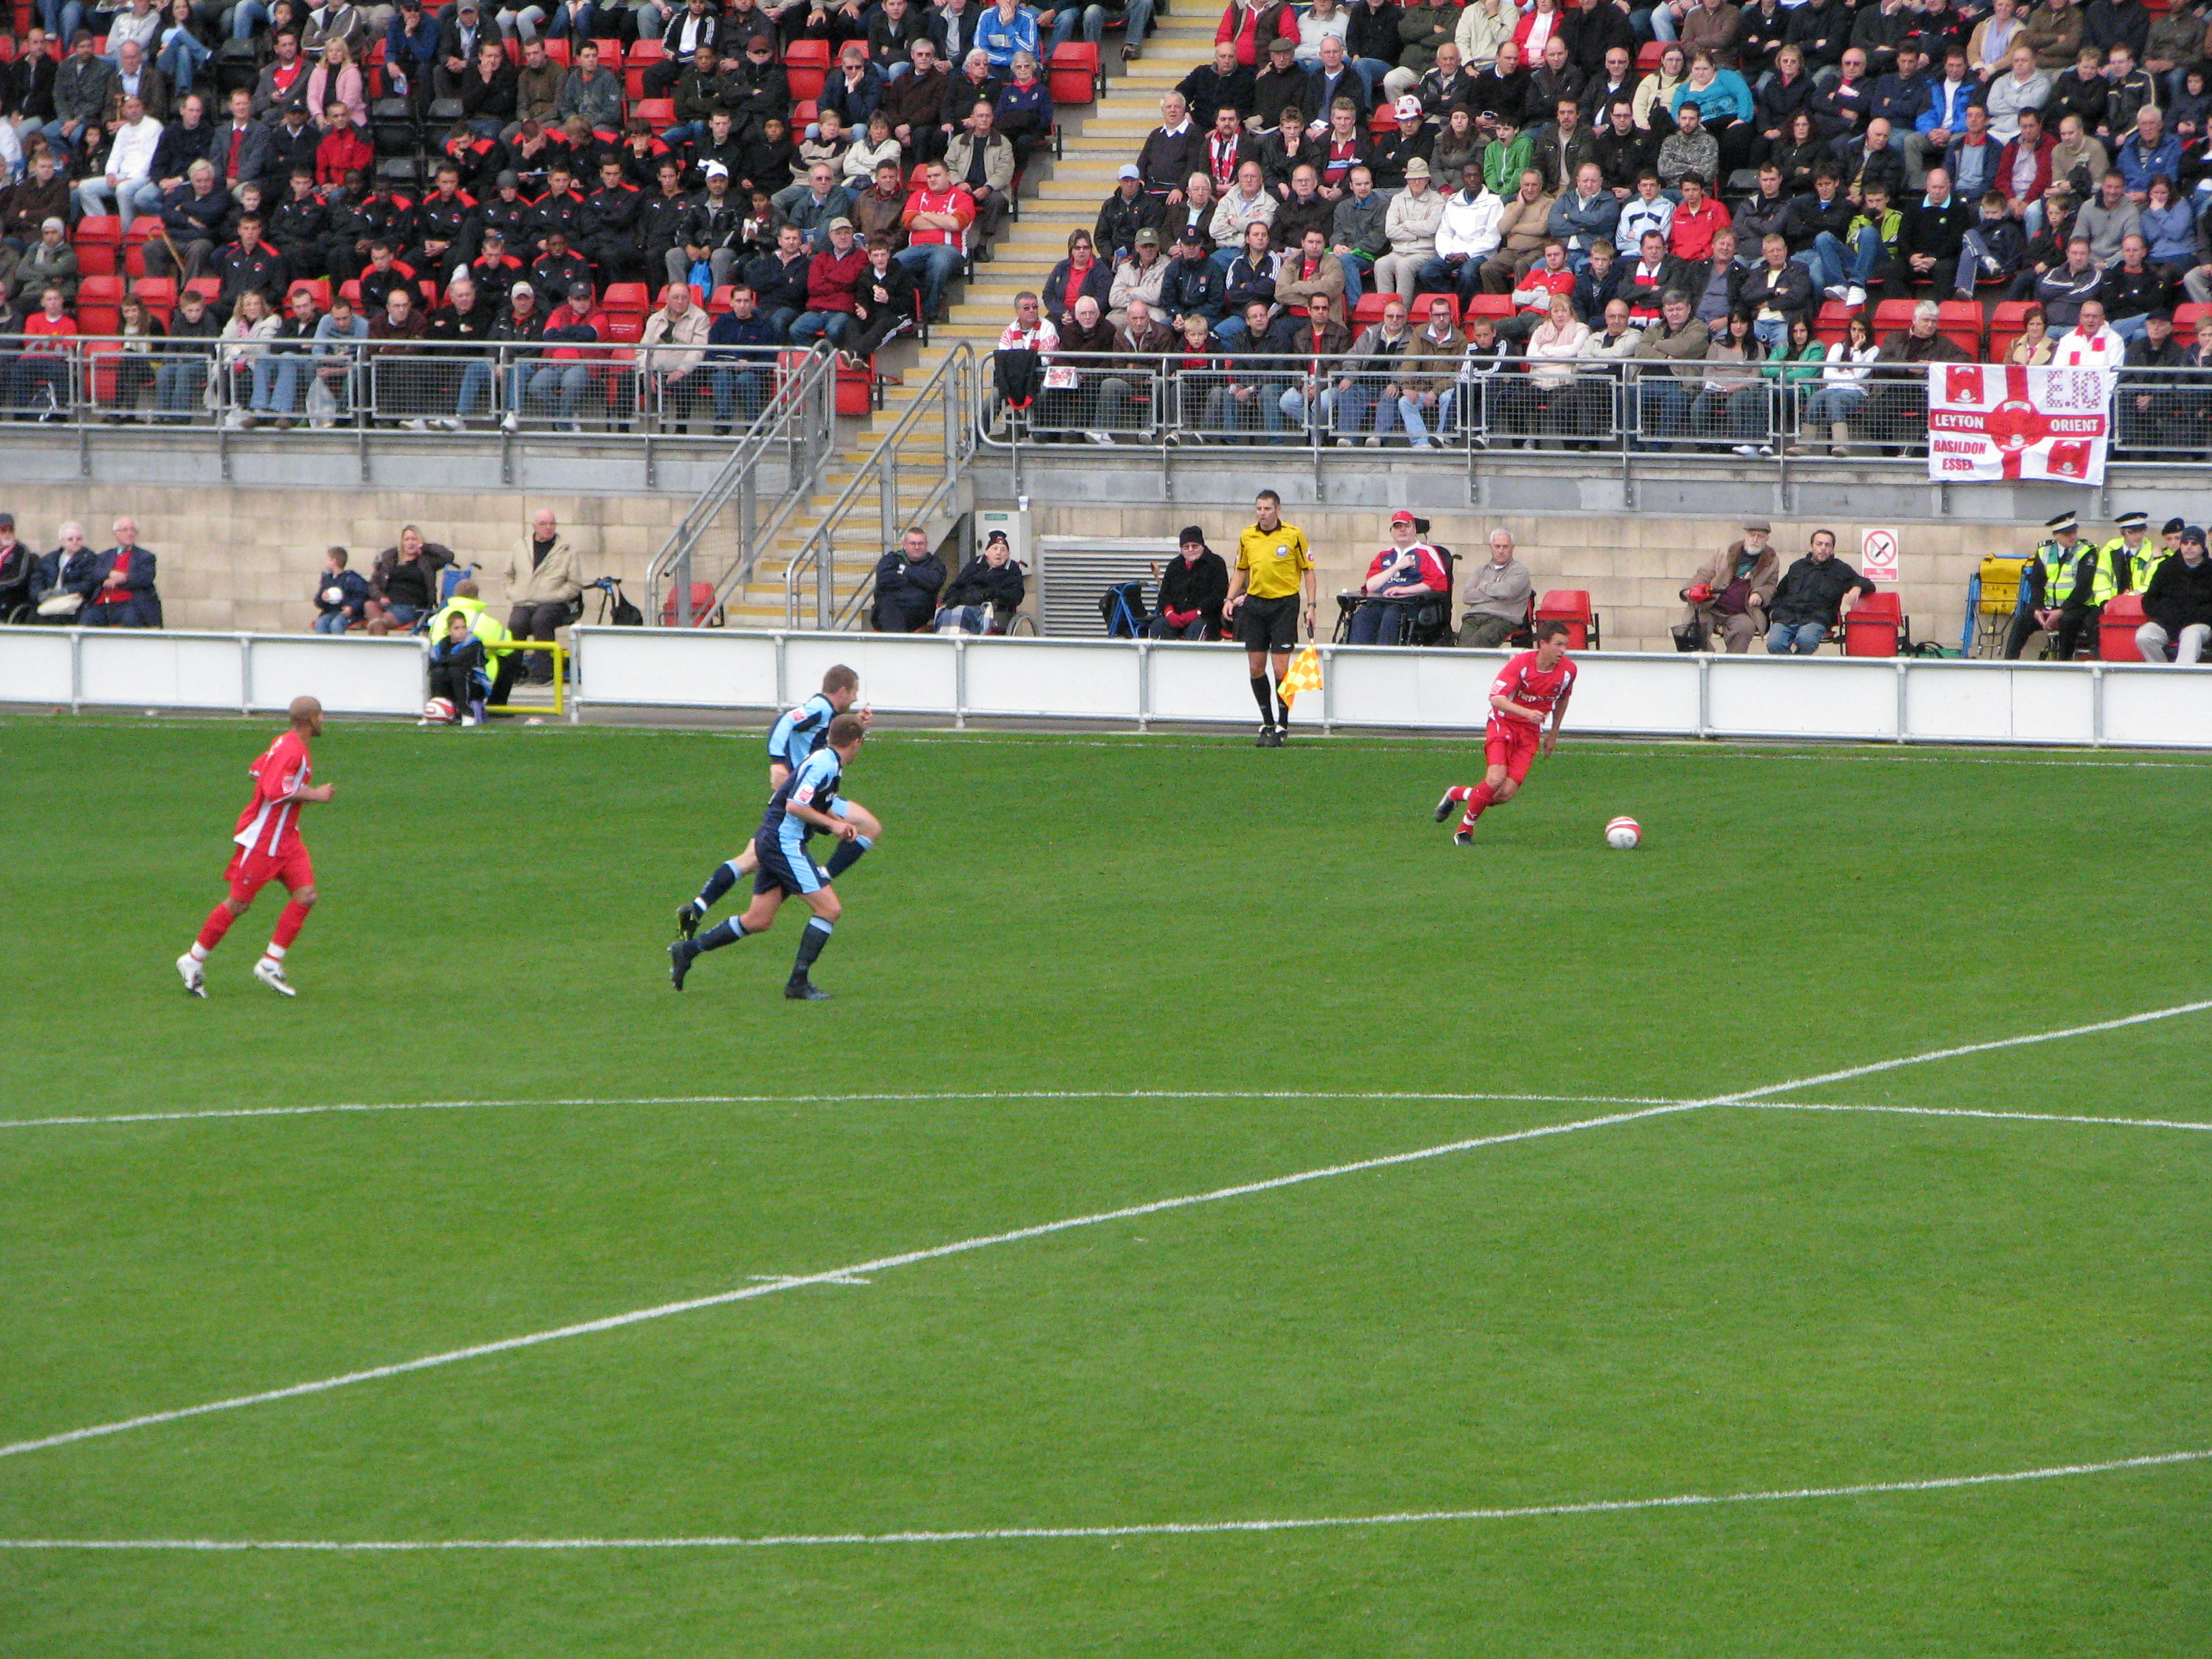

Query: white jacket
[2052,324,2124,367]
[1433,188,1503,260]
[106,114,165,181]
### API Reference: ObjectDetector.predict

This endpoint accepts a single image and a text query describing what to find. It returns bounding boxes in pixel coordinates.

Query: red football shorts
[1483,719,1541,783]
[226,842,314,904]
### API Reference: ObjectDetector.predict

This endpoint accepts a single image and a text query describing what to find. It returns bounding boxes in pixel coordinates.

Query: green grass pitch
[1,715,2207,1656]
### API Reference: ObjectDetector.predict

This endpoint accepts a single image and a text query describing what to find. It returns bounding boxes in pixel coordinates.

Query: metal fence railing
[970,350,2212,478]
[0,333,830,445]
[645,346,841,630]
[784,342,979,631]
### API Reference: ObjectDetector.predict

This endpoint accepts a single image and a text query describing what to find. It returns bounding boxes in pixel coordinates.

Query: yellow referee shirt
[1235,522,1313,598]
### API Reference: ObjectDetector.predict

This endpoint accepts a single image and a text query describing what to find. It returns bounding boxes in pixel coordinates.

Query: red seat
[1637,40,1666,70]
[635,96,675,125]
[1534,589,1598,650]
[541,37,569,62]
[2100,592,2147,661]
[124,214,164,244]
[783,39,828,100]
[1871,297,1917,333]
[605,316,644,343]
[660,579,720,626]
[601,279,649,320]
[132,275,177,308]
[78,300,122,335]
[2174,301,2211,334]
[184,275,220,303]
[340,278,364,307]
[76,241,118,276]
[289,276,332,309]
[1351,292,1395,325]
[75,213,123,244]
[1843,590,1904,656]
[1986,297,2036,359]
[623,63,648,100]
[1814,298,1855,346]
[77,272,123,304]
[1368,104,1398,135]
[81,336,123,398]
[1047,41,1098,104]
[626,35,664,62]
[1936,298,1986,359]
[1461,294,1514,323]
[792,97,817,123]
[836,355,874,414]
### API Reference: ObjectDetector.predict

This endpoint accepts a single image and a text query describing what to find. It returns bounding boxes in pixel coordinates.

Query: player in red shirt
[1434,619,1576,844]
[177,697,336,998]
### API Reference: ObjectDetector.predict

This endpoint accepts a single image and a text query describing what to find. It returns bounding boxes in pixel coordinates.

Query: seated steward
[872,525,948,631]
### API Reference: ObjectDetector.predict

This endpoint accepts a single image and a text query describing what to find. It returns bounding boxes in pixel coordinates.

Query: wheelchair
[1331,543,1458,647]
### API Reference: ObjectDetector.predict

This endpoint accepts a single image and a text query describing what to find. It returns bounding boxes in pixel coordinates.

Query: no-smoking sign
[1861,527,1900,585]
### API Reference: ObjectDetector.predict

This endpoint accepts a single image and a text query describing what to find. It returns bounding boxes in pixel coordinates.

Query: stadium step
[756,16,1221,623]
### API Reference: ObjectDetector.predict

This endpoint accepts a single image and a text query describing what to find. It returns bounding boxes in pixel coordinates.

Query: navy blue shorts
[754,832,825,897]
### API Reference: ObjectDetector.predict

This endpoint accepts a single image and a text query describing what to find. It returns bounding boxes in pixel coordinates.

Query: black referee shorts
[1237,593,1300,653]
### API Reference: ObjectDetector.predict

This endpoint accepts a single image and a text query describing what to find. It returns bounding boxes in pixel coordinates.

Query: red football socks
[270,901,311,952]
[194,905,236,954]
[1458,783,1498,832]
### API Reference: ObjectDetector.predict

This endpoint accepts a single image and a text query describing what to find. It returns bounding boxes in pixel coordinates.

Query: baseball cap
[496,169,520,188]
[1395,94,1422,122]
[2186,525,2206,545]
[1118,163,1143,180]
[985,529,1010,546]
[0,512,14,529]
[1389,509,1415,525]
[1176,224,1204,244]
[511,280,535,299]
[702,160,729,178]
[567,280,594,302]
[1134,227,1160,247]
[826,215,853,230]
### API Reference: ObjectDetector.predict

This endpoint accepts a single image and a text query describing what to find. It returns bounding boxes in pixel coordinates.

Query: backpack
[1099,580,1149,638]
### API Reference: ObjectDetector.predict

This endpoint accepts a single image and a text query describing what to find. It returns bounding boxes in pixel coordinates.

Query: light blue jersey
[767,693,836,776]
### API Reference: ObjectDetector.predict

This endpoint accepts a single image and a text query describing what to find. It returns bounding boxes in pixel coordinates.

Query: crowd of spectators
[0,0,1093,421]
[0,508,164,622]
[993,0,2212,450]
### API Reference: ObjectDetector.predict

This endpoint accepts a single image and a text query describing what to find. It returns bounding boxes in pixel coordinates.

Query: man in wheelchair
[1344,510,1451,645]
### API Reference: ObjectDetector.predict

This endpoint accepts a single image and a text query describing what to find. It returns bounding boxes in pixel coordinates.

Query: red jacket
[316,126,372,186]
[805,245,867,312]
[1363,541,1449,595]
[1995,132,2055,205]
[1214,0,1296,67]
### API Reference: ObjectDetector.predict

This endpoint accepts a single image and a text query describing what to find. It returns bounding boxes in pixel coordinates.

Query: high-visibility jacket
[426,593,515,660]
[2030,537,2083,611]
[2093,533,2148,600]
[2115,536,2165,596]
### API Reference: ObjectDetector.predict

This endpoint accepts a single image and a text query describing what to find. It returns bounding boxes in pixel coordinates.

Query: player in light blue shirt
[670,713,869,1000]
[674,663,878,939]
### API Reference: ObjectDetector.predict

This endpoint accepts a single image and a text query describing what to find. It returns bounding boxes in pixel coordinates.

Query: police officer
[2131,516,2183,600]
[2005,510,2105,660]
[2095,510,2155,598]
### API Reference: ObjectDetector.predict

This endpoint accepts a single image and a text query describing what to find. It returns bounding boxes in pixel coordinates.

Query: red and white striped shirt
[232,730,314,857]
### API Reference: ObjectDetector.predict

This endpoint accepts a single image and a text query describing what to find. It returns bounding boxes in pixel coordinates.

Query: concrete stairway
[719,6,1221,628]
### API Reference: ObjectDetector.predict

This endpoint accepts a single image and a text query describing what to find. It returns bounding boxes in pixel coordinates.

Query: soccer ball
[321,586,344,606]
[423,696,456,724]
[1605,816,1641,850]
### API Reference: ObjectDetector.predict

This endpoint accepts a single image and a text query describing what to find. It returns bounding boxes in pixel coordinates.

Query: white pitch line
[8,1000,2209,1462]
[0,1090,1683,1132]
[1,1448,2203,1553]
[1737,1102,2212,1134]
[0,1101,1700,1462]
[1705,1000,2212,1104]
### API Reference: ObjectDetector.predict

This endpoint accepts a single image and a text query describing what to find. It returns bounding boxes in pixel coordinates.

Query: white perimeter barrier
[0,627,426,716]
[573,628,2212,750]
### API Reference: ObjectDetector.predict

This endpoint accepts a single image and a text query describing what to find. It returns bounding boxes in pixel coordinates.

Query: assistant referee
[1222,489,1317,747]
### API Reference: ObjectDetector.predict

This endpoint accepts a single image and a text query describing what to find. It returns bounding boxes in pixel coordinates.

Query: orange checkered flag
[1278,644,1324,707]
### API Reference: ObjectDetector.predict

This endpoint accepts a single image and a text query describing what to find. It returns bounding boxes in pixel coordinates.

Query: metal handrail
[644,346,839,628]
[783,342,979,630]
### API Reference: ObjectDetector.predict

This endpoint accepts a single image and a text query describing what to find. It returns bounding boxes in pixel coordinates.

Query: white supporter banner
[1861,528,1900,585]
[1925,363,2114,485]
